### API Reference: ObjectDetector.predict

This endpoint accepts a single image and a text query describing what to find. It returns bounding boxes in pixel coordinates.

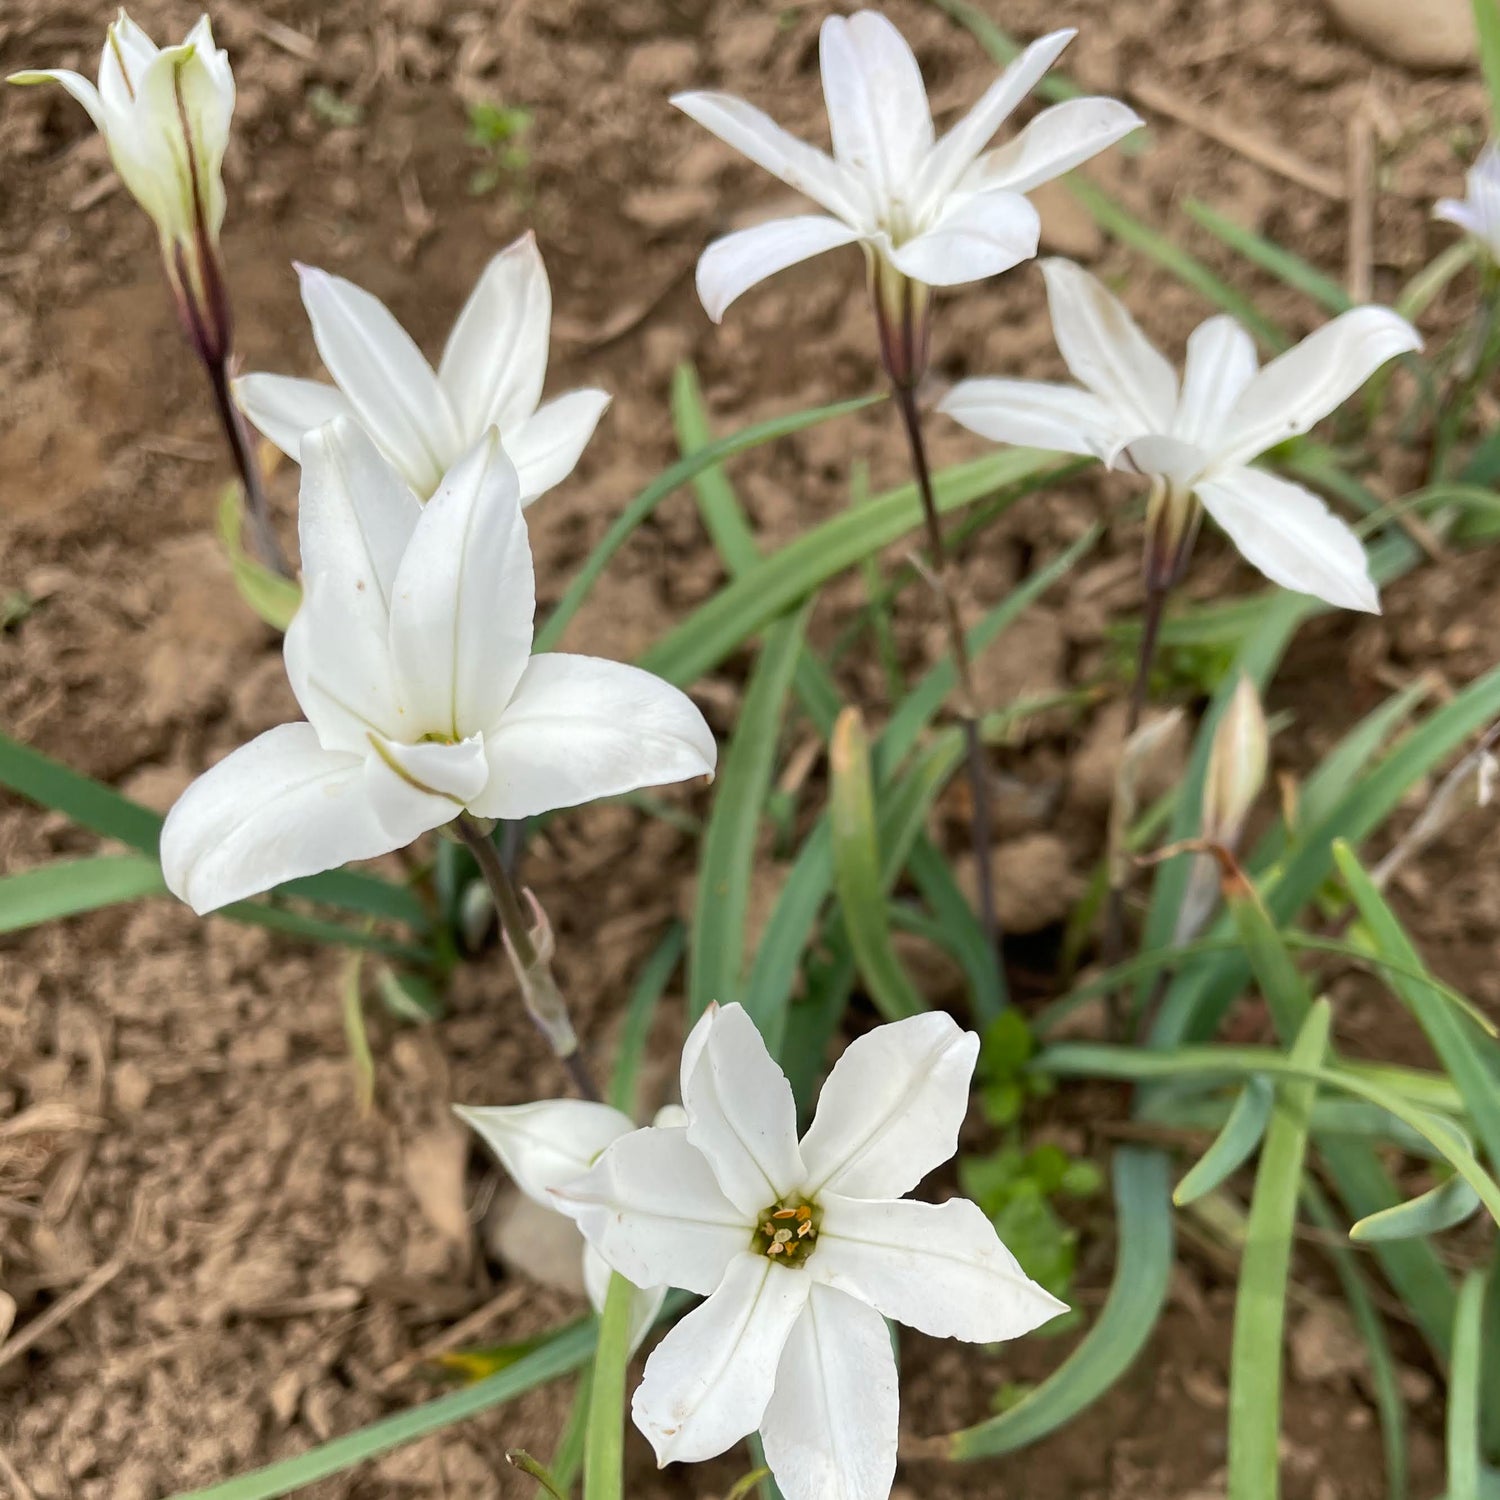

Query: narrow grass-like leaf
[1174,1077,1274,1206]
[689,603,810,1020]
[536,393,880,653]
[609,922,684,1115]
[544,1369,591,1500]
[1303,1181,1409,1500]
[1038,1044,1500,1226]
[830,709,926,1020]
[944,1146,1174,1457]
[1335,842,1500,1170]
[0,853,166,932]
[1399,239,1479,321]
[907,838,1005,1023]
[1184,199,1352,314]
[1449,1267,1492,1500]
[1476,0,1500,131]
[0,731,429,930]
[1228,1001,1329,1500]
[583,1276,633,1500]
[1065,178,1288,349]
[640,449,1064,686]
[217,484,301,631]
[1352,1174,1483,1242]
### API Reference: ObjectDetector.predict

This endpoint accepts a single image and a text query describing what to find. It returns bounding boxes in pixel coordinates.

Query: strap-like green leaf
[689,604,810,1019]
[943,1146,1174,1458]
[1173,1077,1274,1206]
[1228,1002,1329,1500]
[0,853,166,932]
[536,392,880,653]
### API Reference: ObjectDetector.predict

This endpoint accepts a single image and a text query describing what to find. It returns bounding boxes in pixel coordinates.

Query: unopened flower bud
[11,11,236,362]
[1202,674,1268,849]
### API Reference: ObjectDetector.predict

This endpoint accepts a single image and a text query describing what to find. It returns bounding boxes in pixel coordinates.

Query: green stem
[583,1274,635,1500]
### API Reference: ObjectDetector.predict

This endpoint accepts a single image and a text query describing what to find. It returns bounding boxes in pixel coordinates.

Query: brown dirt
[0,0,1495,1496]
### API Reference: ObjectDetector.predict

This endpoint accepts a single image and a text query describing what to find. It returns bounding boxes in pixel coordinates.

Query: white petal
[1172,315,1259,448]
[468,654,716,820]
[583,1246,669,1357]
[363,732,489,841]
[296,264,462,496]
[456,1099,635,1205]
[671,91,867,223]
[683,1003,805,1216]
[1194,465,1380,613]
[6,70,106,131]
[438,233,551,437]
[505,388,611,502]
[296,418,422,606]
[759,1284,898,1500]
[1120,433,1211,489]
[917,28,1075,209]
[679,1005,717,1104]
[798,1012,979,1199]
[554,1126,747,1297]
[284,581,404,752]
[811,1194,1067,1341]
[387,431,534,740]
[962,97,1143,195]
[1214,306,1421,468]
[819,12,932,200]
[160,723,393,915]
[939,375,1126,459]
[1040,258,1178,431]
[130,41,232,239]
[232,374,354,463]
[100,13,159,113]
[694,217,864,324]
[886,189,1039,286]
[632,1253,810,1466]
[1435,198,1485,239]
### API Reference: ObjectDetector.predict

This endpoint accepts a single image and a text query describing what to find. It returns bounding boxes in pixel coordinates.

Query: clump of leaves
[466,100,534,196]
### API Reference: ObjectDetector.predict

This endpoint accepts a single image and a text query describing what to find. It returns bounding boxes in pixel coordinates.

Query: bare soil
[1,1,1496,1496]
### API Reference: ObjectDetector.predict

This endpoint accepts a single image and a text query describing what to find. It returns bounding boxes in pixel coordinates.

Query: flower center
[418,731,460,745]
[751,1198,820,1267]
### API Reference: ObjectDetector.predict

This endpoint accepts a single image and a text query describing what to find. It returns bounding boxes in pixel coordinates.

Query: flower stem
[1100,579,1170,1033]
[454,813,601,1102]
[890,381,1001,960]
[204,353,292,577]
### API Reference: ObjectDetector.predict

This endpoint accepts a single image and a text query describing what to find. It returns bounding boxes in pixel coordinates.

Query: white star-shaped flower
[941,259,1422,611]
[555,1004,1063,1500]
[235,233,609,503]
[673,12,1140,322]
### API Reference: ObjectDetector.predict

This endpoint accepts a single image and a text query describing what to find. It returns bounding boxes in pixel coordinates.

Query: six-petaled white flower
[554,1003,1064,1500]
[1435,143,1500,263]
[235,233,610,503]
[160,417,716,914]
[673,11,1139,334]
[10,11,236,354]
[941,259,1422,611]
[457,1099,686,1355]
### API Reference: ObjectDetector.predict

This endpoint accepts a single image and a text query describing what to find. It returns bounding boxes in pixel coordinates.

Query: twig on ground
[376,1284,530,1389]
[1132,80,1347,201]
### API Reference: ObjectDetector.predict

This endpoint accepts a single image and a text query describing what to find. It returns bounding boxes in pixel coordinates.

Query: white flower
[234,234,610,503]
[673,12,1140,322]
[554,1004,1064,1500]
[456,1099,686,1355]
[160,417,716,914]
[1435,143,1500,262]
[10,11,234,257]
[940,259,1422,612]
